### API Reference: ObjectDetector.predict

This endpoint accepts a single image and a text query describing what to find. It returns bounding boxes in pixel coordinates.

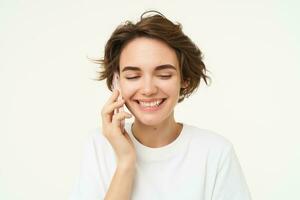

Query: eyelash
[125,77,139,80]
[125,75,172,80]
[159,75,172,79]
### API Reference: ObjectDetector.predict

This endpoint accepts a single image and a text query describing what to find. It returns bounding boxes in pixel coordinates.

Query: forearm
[104,162,136,200]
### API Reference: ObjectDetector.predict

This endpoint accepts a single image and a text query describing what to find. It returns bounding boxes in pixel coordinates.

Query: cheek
[119,82,137,100]
[160,80,181,94]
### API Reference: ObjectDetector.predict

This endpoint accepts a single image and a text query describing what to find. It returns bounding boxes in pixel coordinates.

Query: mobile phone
[112,72,125,131]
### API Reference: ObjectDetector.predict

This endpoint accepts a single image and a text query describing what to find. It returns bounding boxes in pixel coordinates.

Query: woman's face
[119,37,183,126]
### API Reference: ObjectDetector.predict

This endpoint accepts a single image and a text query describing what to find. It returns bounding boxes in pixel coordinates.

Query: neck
[131,115,182,148]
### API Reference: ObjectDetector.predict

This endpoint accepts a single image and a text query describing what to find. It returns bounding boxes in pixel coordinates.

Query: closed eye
[125,76,139,80]
[158,75,172,79]
[125,75,172,80]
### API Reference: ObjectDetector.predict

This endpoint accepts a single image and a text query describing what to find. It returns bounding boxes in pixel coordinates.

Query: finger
[102,99,125,123]
[102,90,123,116]
[104,89,120,107]
[118,102,125,113]
[112,111,132,122]
[112,112,132,127]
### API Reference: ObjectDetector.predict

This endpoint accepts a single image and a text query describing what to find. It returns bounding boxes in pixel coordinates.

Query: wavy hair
[92,10,211,102]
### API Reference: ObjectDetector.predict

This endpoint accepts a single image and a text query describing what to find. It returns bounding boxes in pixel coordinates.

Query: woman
[70,11,251,200]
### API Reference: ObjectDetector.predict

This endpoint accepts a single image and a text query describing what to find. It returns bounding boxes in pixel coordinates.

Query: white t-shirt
[70,122,251,200]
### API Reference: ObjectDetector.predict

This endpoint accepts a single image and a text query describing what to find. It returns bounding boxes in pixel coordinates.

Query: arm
[69,132,136,200]
[70,90,136,200]
[104,161,136,200]
[102,89,137,199]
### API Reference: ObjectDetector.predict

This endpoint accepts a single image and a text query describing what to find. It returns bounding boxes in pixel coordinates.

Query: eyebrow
[121,64,177,72]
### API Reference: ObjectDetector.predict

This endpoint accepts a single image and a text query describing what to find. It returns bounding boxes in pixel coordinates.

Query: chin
[133,111,173,127]
[139,118,162,126]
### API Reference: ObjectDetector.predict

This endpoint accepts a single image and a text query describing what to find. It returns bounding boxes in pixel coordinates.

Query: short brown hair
[92,10,211,102]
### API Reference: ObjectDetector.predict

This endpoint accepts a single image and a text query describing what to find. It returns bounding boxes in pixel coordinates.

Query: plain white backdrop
[1,0,299,199]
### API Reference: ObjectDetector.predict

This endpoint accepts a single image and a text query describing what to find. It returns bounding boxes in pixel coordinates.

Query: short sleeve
[212,144,252,200]
[69,133,106,200]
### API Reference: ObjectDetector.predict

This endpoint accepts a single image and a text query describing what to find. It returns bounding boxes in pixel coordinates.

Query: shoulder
[183,123,234,153]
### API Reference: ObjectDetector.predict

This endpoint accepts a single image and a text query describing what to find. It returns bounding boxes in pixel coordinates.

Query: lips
[134,98,166,110]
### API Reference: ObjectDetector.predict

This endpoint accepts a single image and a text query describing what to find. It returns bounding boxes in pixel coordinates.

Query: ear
[181,80,189,89]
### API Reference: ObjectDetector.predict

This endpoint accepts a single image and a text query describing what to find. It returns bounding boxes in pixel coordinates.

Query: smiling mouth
[135,98,166,108]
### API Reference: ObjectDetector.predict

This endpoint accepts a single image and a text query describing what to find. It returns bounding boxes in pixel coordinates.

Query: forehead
[119,37,179,71]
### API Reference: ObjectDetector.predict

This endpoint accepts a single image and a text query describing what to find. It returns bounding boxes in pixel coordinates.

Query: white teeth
[139,100,163,107]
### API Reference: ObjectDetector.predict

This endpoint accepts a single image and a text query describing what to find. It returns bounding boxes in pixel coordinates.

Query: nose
[141,76,158,96]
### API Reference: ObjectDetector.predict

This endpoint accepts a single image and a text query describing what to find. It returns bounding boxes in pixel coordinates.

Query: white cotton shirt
[70,122,252,200]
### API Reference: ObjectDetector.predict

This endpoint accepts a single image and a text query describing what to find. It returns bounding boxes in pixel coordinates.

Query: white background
[1,0,299,199]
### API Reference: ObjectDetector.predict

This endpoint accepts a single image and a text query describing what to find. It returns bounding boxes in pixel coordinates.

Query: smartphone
[112,72,125,131]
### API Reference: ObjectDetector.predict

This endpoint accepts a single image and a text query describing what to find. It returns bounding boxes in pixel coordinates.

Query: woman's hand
[101,89,136,167]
